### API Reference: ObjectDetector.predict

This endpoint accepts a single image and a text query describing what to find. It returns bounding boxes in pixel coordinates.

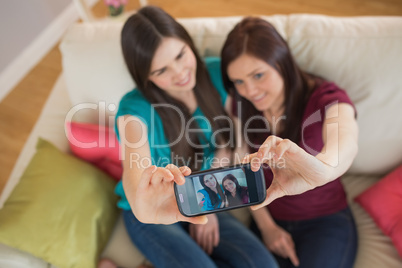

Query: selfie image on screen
[193,168,250,212]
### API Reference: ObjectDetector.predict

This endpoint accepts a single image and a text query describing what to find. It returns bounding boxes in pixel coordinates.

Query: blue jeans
[250,207,358,268]
[123,210,278,268]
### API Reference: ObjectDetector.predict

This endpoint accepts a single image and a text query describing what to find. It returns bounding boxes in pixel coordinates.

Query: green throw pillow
[0,138,119,268]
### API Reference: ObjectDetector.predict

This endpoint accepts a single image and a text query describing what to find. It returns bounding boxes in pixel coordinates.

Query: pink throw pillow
[354,164,402,258]
[66,121,122,181]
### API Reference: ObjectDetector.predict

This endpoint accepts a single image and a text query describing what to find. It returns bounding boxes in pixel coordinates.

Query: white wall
[0,0,70,74]
[0,0,97,101]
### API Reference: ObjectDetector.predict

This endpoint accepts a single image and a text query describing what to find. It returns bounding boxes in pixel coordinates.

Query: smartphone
[174,163,266,217]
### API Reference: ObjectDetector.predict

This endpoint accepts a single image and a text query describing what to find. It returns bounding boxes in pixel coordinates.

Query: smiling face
[227,53,285,115]
[148,37,197,97]
[203,175,217,189]
[223,179,236,194]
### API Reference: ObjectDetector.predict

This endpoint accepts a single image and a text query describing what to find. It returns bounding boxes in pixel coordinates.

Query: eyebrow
[150,45,186,76]
[230,67,264,81]
[246,67,263,77]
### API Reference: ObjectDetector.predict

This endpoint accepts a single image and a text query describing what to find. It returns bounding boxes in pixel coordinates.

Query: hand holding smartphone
[174,163,266,217]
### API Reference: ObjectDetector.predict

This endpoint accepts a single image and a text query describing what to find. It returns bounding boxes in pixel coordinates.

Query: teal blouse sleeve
[114,90,150,142]
[114,89,171,167]
[114,89,172,210]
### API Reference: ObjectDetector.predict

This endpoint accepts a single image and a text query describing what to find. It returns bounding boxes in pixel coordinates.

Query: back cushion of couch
[60,22,132,124]
[286,15,402,175]
[179,16,288,57]
[60,14,402,176]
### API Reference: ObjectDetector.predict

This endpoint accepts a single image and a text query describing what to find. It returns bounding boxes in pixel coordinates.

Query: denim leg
[122,209,217,268]
[249,218,291,268]
[211,212,279,268]
[277,207,358,268]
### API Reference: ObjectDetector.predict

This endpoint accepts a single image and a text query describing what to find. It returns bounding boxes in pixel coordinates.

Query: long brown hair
[200,174,225,208]
[121,6,233,170]
[221,17,313,148]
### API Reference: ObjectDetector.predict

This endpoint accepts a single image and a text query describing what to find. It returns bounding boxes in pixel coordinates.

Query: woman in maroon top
[222,174,250,206]
[221,17,358,268]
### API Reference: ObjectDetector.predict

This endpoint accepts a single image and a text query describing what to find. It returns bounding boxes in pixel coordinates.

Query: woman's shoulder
[307,77,355,114]
[197,188,208,196]
[117,89,152,117]
[310,78,349,100]
[119,88,148,105]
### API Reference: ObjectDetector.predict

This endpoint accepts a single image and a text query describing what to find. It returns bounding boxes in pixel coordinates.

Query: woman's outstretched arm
[118,115,208,224]
[244,103,358,208]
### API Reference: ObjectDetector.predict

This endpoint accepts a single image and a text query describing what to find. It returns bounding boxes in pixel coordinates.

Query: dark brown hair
[121,6,233,170]
[221,17,313,148]
[200,174,225,208]
[222,174,241,196]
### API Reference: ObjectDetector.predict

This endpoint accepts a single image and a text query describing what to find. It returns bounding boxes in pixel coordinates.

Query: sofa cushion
[354,165,402,258]
[342,174,402,267]
[60,22,132,124]
[287,15,402,175]
[66,121,122,181]
[0,138,119,268]
[0,243,52,268]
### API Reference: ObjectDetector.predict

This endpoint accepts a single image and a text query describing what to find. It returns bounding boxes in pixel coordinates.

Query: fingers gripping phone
[174,163,266,217]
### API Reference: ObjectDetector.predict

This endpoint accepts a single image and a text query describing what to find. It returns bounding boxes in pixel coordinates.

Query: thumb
[251,184,284,210]
[265,183,285,205]
[178,214,208,225]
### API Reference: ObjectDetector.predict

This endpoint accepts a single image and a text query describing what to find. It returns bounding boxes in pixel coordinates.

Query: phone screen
[174,163,266,217]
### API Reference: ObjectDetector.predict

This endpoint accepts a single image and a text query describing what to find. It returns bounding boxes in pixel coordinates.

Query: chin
[176,84,194,92]
[253,104,266,112]
[254,102,272,113]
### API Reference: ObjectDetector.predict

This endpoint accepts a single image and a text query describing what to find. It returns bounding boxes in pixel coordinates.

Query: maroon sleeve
[308,81,357,120]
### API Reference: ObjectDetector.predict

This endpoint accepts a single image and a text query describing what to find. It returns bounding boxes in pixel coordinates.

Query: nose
[172,62,185,78]
[244,81,258,97]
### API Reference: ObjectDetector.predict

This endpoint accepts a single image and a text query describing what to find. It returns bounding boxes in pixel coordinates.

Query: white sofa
[1,14,402,268]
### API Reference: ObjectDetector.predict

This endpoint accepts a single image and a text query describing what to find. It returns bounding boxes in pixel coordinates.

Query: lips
[176,72,191,86]
[252,93,267,103]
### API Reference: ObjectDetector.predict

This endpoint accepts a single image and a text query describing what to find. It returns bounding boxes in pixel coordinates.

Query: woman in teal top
[111,5,278,268]
[197,174,226,211]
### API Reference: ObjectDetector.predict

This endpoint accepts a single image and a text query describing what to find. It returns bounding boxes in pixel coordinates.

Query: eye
[154,67,167,76]
[232,79,243,86]
[253,73,263,80]
[176,49,185,60]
